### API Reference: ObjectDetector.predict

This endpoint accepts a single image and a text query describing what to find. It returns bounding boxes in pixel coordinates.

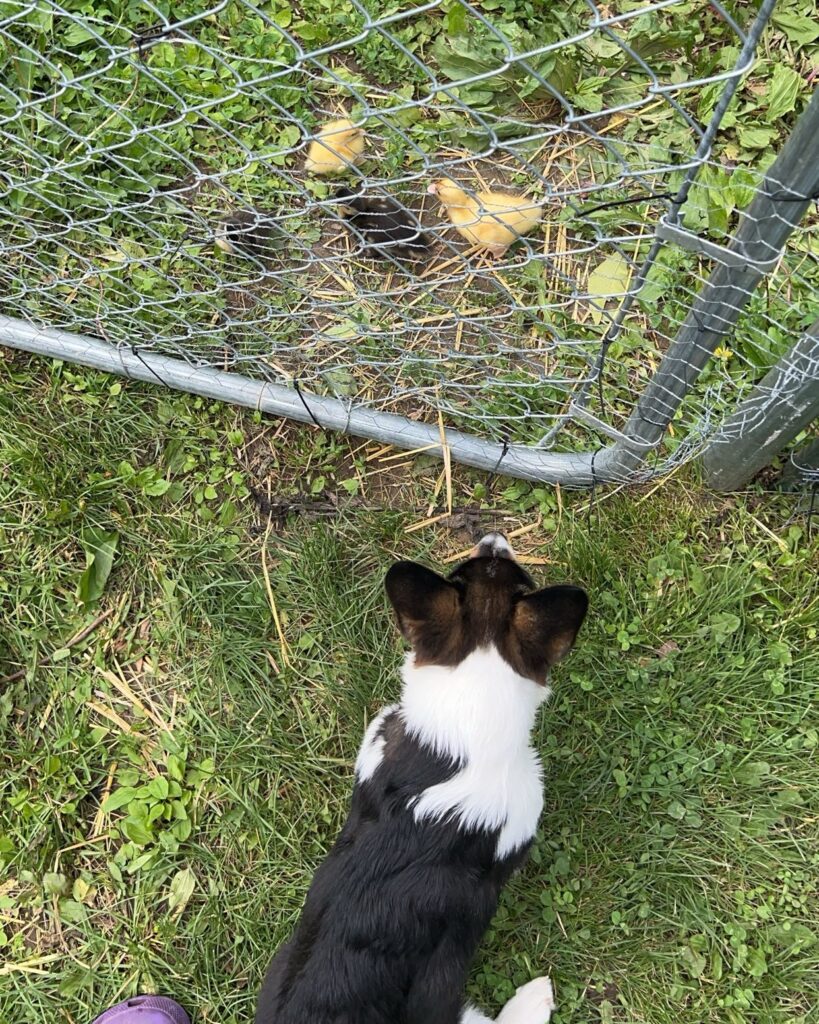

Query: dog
[255,533,588,1024]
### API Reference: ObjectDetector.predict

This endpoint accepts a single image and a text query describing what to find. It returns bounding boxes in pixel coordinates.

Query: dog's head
[385,534,587,685]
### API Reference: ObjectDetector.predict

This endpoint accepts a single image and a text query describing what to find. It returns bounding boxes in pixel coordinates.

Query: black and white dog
[256,534,588,1024]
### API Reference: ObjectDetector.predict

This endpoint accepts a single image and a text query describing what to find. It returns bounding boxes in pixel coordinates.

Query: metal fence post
[595,88,819,481]
[701,319,819,490]
[779,435,819,491]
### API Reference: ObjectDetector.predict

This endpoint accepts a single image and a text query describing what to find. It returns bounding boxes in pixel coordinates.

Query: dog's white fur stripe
[401,647,548,859]
[355,704,399,782]
[461,1006,493,1024]
[353,648,547,858]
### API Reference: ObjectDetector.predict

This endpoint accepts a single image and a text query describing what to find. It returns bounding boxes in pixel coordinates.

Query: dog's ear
[511,585,588,679]
[385,561,460,647]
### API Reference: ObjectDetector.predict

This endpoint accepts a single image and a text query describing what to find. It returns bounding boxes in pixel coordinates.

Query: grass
[2,4,818,1022]
[1,352,818,1024]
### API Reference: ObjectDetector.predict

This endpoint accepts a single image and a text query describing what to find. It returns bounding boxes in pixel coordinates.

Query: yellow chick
[305,118,366,175]
[427,177,543,258]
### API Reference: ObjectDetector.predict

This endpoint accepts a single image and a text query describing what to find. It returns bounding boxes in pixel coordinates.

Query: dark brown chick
[335,187,432,262]
[215,209,287,261]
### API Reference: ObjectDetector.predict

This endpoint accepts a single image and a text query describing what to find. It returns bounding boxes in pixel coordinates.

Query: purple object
[91,995,191,1024]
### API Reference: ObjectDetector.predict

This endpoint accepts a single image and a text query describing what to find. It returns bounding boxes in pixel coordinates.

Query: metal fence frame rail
[1,0,817,488]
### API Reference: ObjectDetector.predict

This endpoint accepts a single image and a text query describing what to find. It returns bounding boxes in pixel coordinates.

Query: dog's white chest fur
[356,647,548,859]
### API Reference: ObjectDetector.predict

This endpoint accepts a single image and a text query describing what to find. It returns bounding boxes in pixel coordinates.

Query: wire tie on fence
[691,308,707,334]
[132,25,176,59]
[293,379,324,430]
[632,407,674,432]
[164,229,195,271]
[490,438,511,475]
[595,335,615,413]
[765,185,819,203]
[124,343,172,392]
[577,191,675,217]
[690,307,729,340]
[586,448,600,526]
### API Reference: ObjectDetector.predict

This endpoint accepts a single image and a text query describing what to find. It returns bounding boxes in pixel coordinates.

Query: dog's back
[256,536,587,1024]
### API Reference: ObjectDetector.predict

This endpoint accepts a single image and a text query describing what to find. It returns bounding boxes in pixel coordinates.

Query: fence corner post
[595,88,819,484]
[779,435,819,491]
[701,319,819,491]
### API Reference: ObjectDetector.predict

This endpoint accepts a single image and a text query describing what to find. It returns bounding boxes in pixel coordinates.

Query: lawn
[2,3,819,1019]
[1,353,817,1024]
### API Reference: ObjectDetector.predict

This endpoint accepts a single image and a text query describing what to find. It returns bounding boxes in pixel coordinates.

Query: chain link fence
[1,0,817,485]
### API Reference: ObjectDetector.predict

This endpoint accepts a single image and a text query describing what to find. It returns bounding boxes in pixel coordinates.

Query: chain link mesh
[1,0,817,481]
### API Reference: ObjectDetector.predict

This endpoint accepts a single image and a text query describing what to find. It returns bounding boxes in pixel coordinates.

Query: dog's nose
[471,532,515,559]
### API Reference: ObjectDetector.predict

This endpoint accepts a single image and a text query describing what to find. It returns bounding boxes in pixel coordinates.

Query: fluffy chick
[305,118,366,175]
[215,210,286,261]
[335,187,432,262]
[427,177,543,258]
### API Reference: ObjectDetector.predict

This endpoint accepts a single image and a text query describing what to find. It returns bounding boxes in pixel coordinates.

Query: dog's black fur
[255,545,587,1024]
[255,710,529,1024]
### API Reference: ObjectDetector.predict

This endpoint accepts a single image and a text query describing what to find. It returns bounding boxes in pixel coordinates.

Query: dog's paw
[496,976,555,1024]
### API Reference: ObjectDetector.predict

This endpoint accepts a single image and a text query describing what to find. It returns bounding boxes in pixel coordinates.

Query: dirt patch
[238,418,451,516]
[585,981,620,1006]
